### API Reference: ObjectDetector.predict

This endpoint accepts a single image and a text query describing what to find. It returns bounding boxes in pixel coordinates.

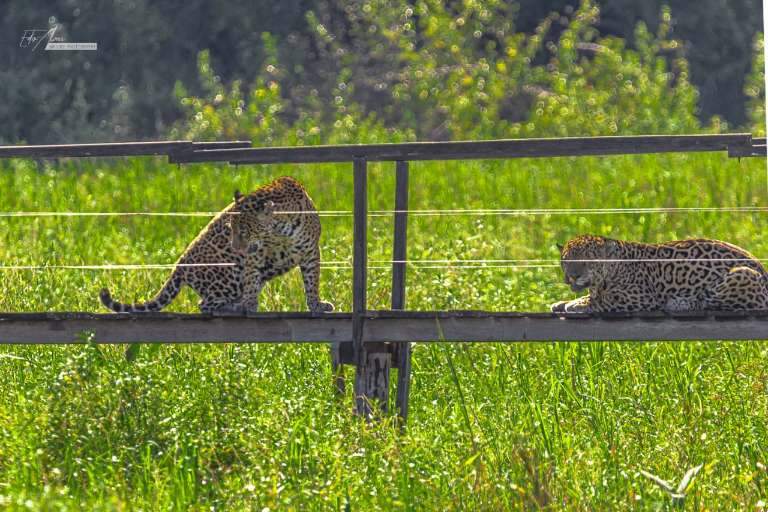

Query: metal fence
[1,133,766,421]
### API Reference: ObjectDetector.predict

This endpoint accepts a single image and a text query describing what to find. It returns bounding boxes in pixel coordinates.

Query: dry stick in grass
[640,464,703,506]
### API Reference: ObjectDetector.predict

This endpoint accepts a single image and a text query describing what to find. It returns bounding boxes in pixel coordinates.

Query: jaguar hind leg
[200,298,244,315]
[663,296,700,313]
[301,249,334,313]
[704,266,768,311]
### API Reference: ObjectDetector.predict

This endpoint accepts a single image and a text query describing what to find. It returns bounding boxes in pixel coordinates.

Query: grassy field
[0,153,766,509]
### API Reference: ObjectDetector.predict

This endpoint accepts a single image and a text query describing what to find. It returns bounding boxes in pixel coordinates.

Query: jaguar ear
[234,190,243,202]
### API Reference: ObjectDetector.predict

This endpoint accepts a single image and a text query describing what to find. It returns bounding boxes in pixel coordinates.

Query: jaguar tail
[100,272,183,312]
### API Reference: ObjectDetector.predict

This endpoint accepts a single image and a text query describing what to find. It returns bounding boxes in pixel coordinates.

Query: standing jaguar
[550,234,768,313]
[228,178,334,314]
[100,176,333,314]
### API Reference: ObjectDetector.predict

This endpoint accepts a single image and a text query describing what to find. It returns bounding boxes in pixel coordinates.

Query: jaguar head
[229,190,275,252]
[558,235,619,292]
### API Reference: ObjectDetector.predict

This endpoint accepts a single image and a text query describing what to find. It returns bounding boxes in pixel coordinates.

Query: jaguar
[100,176,333,314]
[550,234,768,313]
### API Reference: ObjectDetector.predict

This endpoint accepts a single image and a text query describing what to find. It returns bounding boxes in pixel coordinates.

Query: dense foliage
[2,0,763,143]
[746,32,766,136]
[173,2,707,144]
[0,129,766,511]
[0,1,766,509]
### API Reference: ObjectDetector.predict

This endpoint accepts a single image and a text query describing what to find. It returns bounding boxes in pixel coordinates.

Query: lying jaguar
[100,176,333,314]
[550,235,768,313]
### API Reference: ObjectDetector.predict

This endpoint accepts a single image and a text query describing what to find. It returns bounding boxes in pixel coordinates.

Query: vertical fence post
[352,157,368,370]
[352,157,390,416]
[392,161,412,423]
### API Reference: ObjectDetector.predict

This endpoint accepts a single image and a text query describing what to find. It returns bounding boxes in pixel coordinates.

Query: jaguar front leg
[240,252,266,314]
[300,249,334,313]
[550,294,592,313]
[590,289,660,313]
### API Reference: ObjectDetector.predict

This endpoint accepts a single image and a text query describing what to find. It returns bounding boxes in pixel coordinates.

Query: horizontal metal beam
[2,310,768,344]
[189,141,252,150]
[0,312,352,344]
[364,311,768,342]
[0,141,251,159]
[168,134,753,164]
[0,141,193,158]
[729,143,767,158]
[0,136,756,162]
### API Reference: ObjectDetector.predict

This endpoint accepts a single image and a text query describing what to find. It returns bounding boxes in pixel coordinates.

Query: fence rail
[1,133,766,421]
[169,133,758,164]
[3,311,768,344]
[0,140,250,159]
[1,135,761,162]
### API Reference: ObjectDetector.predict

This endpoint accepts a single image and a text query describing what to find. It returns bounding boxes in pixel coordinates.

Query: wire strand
[0,263,237,270]
[368,206,768,217]
[377,258,768,264]
[3,257,768,271]
[1,206,768,218]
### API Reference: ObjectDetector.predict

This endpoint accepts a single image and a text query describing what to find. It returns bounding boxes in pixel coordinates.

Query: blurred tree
[1,0,311,143]
[745,32,765,135]
[594,0,763,127]
[0,0,763,142]
[173,1,702,144]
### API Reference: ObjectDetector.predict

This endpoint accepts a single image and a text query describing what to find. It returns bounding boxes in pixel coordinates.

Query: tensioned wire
[3,258,768,271]
[1,206,768,217]
[1,205,765,270]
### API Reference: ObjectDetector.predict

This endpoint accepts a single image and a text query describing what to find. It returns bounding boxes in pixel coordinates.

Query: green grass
[0,153,766,509]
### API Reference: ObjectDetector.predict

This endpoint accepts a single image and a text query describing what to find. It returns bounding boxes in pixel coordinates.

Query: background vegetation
[0,0,766,510]
[2,0,764,142]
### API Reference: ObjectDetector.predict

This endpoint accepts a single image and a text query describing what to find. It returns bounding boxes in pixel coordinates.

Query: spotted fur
[550,235,768,313]
[100,176,333,314]
[229,177,333,313]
